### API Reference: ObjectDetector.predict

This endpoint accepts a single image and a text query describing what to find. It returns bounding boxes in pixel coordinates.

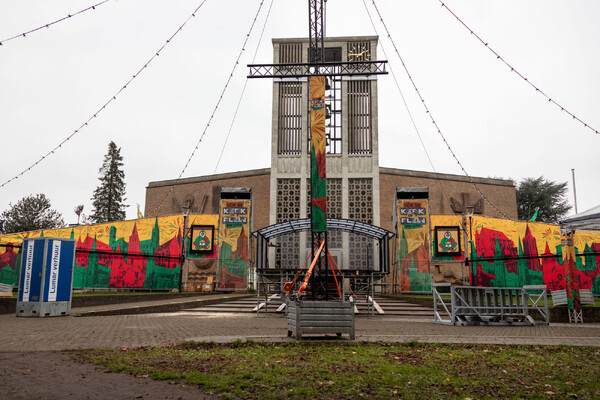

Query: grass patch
[80,342,600,399]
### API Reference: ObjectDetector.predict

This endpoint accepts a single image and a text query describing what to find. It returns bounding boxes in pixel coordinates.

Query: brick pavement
[1,308,599,351]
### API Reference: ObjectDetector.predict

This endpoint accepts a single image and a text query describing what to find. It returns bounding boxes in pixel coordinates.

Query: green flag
[530,207,540,222]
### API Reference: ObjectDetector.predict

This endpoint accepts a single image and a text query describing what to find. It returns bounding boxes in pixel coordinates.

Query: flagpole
[571,168,578,214]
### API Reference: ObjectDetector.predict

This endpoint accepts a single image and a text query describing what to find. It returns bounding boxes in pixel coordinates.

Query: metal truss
[308,0,325,64]
[248,61,388,78]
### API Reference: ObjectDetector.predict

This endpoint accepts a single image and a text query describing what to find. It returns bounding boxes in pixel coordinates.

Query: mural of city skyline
[216,199,250,291]
[0,214,218,290]
[468,217,600,294]
[395,215,600,294]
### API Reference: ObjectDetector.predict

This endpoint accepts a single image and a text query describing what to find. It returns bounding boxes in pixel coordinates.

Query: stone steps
[183,296,433,319]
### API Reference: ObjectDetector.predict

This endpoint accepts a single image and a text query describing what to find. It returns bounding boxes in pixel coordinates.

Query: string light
[370,0,510,219]
[0,0,210,189]
[149,0,267,215]
[362,0,461,220]
[0,1,110,46]
[213,0,275,175]
[437,1,599,136]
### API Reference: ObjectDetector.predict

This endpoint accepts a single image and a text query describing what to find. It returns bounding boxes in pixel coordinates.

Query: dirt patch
[0,351,219,400]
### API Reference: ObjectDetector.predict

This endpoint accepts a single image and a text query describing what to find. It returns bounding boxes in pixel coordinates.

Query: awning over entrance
[252,218,394,240]
[252,218,394,272]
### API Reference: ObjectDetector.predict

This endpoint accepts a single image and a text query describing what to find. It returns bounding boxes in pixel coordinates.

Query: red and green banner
[216,199,250,291]
[310,75,327,232]
[561,232,582,310]
[0,214,218,290]
[396,199,432,292]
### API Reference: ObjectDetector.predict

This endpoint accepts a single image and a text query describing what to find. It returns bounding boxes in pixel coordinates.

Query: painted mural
[216,200,250,291]
[394,214,600,295]
[0,214,218,290]
[465,216,600,294]
[309,75,327,232]
[395,199,432,293]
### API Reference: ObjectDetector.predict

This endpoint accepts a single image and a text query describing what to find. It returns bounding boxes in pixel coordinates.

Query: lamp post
[465,206,475,286]
[179,206,190,293]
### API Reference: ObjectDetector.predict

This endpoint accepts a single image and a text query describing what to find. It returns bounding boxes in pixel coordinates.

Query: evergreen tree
[90,141,128,223]
[516,176,571,223]
[0,194,64,233]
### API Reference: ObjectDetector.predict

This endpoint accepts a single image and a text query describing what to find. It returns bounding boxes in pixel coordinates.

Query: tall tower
[269,36,381,271]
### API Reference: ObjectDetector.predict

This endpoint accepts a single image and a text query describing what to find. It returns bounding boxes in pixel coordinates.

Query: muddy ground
[0,352,219,400]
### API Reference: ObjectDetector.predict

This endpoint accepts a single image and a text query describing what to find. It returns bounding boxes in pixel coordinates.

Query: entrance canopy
[253,218,394,240]
[252,218,394,272]
[559,205,600,231]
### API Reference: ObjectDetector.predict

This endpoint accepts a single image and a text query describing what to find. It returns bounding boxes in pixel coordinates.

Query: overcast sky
[1,0,598,225]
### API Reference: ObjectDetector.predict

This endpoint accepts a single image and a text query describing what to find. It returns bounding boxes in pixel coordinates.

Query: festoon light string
[0,0,210,189]
[370,0,510,219]
[149,0,267,215]
[212,0,275,175]
[0,0,110,46]
[437,0,599,136]
[362,0,466,226]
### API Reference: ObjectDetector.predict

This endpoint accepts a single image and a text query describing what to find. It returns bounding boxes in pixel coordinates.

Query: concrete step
[183,296,433,318]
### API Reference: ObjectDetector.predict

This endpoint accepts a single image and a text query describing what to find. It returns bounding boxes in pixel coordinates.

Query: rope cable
[437,1,599,135]
[149,0,267,215]
[370,0,510,219]
[0,0,110,46]
[0,0,211,189]
[213,0,275,175]
[361,0,458,215]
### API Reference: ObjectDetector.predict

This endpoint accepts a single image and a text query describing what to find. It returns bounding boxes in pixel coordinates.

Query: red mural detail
[475,227,518,272]
[311,197,327,213]
[471,264,496,287]
[317,147,326,179]
[472,225,600,292]
[400,241,429,292]
[0,244,18,270]
[523,225,541,271]
[154,230,182,269]
[542,242,565,291]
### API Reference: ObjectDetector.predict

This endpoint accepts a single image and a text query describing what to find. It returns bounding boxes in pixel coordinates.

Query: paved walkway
[1,294,599,351]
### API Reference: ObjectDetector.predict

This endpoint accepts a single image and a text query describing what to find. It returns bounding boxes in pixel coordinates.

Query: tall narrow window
[278,83,302,155]
[348,80,371,154]
[277,43,303,155]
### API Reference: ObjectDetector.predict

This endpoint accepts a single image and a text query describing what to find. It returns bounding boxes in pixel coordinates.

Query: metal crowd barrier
[433,284,549,326]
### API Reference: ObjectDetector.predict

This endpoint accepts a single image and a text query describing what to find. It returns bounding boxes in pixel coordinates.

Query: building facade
[145,36,517,284]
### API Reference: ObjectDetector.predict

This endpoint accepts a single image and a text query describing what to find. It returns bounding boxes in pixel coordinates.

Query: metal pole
[571,168,578,214]
[179,207,190,293]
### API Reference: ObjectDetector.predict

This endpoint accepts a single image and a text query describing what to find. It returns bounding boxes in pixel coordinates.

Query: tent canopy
[559,204,600,231]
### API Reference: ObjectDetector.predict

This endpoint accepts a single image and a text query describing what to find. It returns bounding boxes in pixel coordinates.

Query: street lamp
[465,206,475,285]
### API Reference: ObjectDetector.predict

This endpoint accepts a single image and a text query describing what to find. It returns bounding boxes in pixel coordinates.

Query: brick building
[144,36,516,287]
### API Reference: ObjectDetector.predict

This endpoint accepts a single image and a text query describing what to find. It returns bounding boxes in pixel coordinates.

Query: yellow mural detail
[0,214,218,251]
[430,215,465,253]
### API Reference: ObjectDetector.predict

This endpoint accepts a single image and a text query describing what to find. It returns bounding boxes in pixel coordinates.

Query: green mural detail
[310,145,327,232]
[0,215,189,290]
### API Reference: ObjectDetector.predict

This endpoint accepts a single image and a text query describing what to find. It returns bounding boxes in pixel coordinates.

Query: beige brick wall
[379,168,517,232]
[144,169,271,232]
[145,167,517,236]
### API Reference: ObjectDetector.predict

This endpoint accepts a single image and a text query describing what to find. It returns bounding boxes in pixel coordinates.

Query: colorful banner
[216,200,250,291]
[561,232,581,310]
[0,214,218,290]
[396,199,431,293]
[309,75,327,232]
[465,216,600,293]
